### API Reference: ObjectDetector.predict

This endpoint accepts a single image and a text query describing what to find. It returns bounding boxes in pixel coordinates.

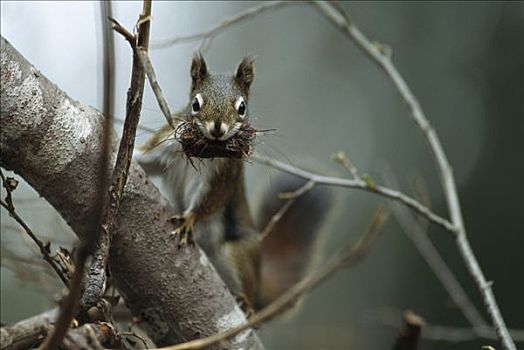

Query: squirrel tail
[255,173,333,310]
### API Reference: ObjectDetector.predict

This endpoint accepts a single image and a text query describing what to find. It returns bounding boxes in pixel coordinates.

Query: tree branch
[382,170,488,331]
[151,1,301,50]
[157,207,389,350]
[423,325,524,343]
[252,154,455,232]
[135,47,179,128]
[0,171,69,287]
[378,309,524,344]
[312,2,515,349]
[259,179,316,241]
[0,309,120,350]
[0,35,263,348]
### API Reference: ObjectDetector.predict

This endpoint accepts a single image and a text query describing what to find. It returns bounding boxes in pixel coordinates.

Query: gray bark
[0,309,120,350]
[0,36,263,349]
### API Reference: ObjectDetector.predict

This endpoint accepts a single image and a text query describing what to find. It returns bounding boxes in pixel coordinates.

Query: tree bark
[0,309,120,350]
[0,36,263,349]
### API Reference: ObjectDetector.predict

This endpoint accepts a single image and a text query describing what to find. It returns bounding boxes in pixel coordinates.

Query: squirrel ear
[234,56,255,92]
[190,53,208,86]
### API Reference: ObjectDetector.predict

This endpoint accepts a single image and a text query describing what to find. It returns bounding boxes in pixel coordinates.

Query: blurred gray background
[1,1,523,349]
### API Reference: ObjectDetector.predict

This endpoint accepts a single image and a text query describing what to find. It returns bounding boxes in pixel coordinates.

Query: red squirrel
[137,54,332,311]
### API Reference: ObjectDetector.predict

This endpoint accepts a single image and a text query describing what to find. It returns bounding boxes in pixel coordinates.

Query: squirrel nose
[210,121,225,138]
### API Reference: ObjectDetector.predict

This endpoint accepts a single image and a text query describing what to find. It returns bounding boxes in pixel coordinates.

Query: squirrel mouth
[175,120,257,159]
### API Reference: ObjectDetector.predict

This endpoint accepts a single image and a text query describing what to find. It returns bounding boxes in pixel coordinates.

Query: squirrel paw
[235,294,256,321]
[169,213,196,248]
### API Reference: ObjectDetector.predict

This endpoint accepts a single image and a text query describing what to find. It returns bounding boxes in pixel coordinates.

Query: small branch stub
[392,310,425,350]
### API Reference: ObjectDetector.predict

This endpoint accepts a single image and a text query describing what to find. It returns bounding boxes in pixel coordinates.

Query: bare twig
[157,207,389,350]
[135,48,178,128]
[0,199,70,287]
[108,17,135,44]
[378,310,524,343]
[253,154,455,232]
[1,171,69,287]
[392,310,425,350]
[151,1,300,50]
[259,179,315,241]
[423,325,524,343]
[383,170,488,331]
[311,2,515,349]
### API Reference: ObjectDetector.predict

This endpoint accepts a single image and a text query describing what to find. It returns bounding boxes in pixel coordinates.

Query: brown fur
[138,55,332,312]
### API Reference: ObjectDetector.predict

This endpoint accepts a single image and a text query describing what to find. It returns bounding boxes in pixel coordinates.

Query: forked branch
[311,2,515,349]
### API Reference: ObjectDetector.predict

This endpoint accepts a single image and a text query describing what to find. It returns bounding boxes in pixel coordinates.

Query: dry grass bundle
[175,120,263,159]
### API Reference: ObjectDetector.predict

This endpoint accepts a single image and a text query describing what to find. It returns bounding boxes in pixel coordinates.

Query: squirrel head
[188,53,255,141]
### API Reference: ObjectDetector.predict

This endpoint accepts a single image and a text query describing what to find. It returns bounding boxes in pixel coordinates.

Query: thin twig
[423,325,524,343]
[382,169,488,331]
[1,170,70,287]
[135,48,177,128]
[157,207,389,350]
[0,194,69,287]
[259,180,315,241]
[151,1,299,50]
[109,17,135,45]
[378,310,524,343]
[253,154,455,232]
[311,2,515,349]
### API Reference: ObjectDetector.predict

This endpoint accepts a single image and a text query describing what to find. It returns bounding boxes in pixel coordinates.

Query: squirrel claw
[169,213,196,248]
[235,294,255,320]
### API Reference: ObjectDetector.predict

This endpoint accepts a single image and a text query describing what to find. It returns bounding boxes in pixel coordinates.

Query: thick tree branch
[312,2,515,349]
[0,36,263,349]
[0,309,120,350]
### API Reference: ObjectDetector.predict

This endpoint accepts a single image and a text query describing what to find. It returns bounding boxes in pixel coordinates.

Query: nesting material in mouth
[175,120,259,159]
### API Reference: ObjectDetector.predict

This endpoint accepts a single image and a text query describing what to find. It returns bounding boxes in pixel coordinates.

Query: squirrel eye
[191,93,203,115]
[235,96,246,118]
